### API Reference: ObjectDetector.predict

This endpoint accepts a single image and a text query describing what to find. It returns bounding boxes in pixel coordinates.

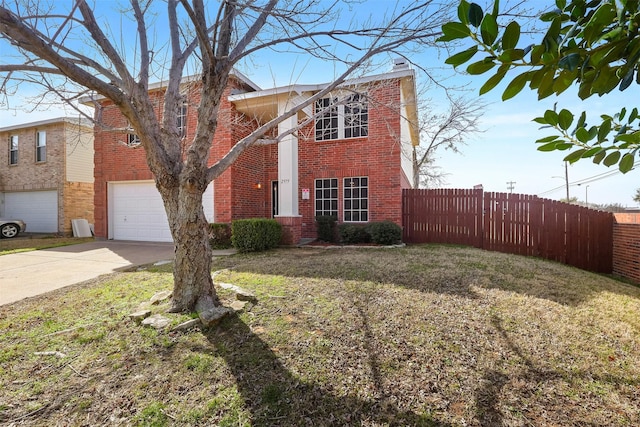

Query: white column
[276,103,299,217]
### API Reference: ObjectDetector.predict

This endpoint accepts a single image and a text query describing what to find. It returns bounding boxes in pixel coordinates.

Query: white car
[0,218,26,238]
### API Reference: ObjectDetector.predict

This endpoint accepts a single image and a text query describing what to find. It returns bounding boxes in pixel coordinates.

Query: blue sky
[432,77,637,207]
[0,0,637,207]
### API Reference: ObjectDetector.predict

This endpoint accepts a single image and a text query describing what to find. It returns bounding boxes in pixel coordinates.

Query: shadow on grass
[211,246,640,307]
[473,315,640,425]
[203,312,450,426]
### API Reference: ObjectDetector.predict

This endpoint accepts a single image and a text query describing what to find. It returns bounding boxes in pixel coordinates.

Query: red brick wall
[93,77,258,237]
[613,213,640,284]
[228,109,268,220]
[295,80,404,238]
[206,84,267,223]
[93,93,156,238]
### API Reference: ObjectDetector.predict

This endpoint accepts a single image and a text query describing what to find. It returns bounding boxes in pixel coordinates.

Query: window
[315,93,368,141]
[315,98,338,141]
[128,133,141,146]
[315,178,338,217]
[9,135,18,165]
[36,131,46,162]
[344,94,368,138]
[343,177,368,222]
[177,103,187,137]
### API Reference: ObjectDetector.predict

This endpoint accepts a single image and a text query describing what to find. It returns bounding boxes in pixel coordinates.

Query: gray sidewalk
[0,241,175,306]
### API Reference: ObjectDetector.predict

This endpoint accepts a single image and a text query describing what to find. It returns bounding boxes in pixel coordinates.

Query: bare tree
[0,1,452,320]
[413,96,484,188]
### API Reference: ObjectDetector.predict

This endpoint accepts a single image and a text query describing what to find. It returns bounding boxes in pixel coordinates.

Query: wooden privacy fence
[402,188,614,273]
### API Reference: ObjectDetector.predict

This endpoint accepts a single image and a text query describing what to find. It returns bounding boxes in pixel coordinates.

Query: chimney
[393,57,409,70]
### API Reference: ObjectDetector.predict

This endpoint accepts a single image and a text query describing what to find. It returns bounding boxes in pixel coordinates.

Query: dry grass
[0,245,638,426]
[0,236,95,255]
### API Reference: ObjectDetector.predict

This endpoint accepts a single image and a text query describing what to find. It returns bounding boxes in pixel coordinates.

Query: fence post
[475,188,483,249]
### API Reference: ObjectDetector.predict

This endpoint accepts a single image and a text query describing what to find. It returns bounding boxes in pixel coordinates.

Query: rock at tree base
[172,318,202,332]
[198,306,231,328]
[217,282,257,303]
[150,290,173,305]
[129,310,152,323]
[141,314,171,329]
[229,300,249,312]
[235,289,257,303]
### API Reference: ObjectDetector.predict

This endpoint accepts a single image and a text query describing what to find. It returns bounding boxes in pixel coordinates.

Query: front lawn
[0,245,638,426]
[0,236,95,255]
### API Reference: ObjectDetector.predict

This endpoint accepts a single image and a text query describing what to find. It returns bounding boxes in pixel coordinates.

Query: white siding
[400,88,415,187]
[65,124,94,183]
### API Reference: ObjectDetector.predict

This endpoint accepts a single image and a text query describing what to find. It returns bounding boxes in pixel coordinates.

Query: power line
[538,161,639,197]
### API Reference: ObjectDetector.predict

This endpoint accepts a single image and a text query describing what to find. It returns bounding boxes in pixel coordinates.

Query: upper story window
[344,94,368,138]
[315,93,368,141]
[127,133,141,147]
[36,131,46,162]
[177,103,187,137]
[9,135,18,165]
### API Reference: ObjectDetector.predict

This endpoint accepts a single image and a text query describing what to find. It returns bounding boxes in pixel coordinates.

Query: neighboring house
[91,62,419,243]
[0,117,94,234]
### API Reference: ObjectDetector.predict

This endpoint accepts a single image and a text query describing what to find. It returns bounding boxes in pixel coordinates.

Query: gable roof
[77,69,261,105]
[0,117,93,133]
[228,67,420,146]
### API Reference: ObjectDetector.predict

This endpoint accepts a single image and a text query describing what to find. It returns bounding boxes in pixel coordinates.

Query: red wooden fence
[402,189,613,273]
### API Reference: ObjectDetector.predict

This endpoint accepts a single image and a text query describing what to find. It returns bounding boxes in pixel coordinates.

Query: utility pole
[586,185,589,205]
[564,161,570,201]
[506,181,516,193]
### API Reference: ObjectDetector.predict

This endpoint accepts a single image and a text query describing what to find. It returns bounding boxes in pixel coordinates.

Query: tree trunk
[162,179,218,313]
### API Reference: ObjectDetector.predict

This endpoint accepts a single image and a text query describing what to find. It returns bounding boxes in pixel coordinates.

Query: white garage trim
[108,180,214,242]
[4,190,58,233]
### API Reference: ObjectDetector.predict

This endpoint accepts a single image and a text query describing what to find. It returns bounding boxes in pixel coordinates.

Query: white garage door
[110,181,214,242]
[4,191,58,233]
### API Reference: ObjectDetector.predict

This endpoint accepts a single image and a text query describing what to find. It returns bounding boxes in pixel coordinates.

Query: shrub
[208,223,232,249]
[231,219,282,253]
[315,215,337,242]
[338,223,370,244]
[366,220,402,245]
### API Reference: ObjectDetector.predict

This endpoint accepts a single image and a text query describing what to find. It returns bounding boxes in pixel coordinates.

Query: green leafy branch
[438,0,640,172]
[534,106,640,172]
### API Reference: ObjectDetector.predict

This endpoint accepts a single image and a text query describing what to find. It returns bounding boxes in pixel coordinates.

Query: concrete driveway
[0,241,175,306]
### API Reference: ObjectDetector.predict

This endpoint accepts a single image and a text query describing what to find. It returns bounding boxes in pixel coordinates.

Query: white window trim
[314,178,339,218]
[343,176,369,223]
[177,103,187,137]
[127,133,141,147]
[315,93,368,141]
[36,130,46,162]
[9,135,18,165]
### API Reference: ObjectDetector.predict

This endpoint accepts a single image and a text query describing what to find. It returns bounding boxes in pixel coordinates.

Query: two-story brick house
[0,117,94,234]
[92,63,418,243]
